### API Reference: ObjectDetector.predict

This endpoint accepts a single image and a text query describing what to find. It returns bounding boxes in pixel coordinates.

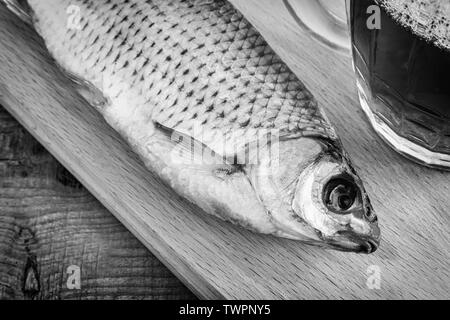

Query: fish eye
[323,176,359,213]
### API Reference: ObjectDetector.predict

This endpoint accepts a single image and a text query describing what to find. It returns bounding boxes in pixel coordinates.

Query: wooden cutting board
[0,0,448,299]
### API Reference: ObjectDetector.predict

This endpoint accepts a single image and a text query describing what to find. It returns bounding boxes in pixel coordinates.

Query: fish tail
[2,0,33,25]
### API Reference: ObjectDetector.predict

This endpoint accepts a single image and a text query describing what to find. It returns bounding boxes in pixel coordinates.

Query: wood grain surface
[0,0,448,299]
[0,106,195,299]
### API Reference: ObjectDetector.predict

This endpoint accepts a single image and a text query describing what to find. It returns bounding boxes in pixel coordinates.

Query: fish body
[3,0,381,252]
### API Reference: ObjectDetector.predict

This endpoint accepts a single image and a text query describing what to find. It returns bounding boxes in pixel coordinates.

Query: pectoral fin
[140,122,276,234]
[153,122,240,175]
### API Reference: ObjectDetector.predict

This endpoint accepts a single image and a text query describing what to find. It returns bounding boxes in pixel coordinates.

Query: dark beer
[350,0,450,165]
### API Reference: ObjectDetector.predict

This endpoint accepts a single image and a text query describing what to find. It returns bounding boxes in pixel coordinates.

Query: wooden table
[0,0,448,299]
[0,105,195,299]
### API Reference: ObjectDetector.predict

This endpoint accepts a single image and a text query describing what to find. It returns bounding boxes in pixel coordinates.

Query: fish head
[250,137,380,253]
[291,145,381,253]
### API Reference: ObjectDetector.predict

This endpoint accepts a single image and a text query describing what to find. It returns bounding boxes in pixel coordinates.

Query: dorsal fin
[2,0,33,25]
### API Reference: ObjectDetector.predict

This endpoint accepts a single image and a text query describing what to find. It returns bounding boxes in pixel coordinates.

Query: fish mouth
[362,239,379,254]
[327,231,380,254]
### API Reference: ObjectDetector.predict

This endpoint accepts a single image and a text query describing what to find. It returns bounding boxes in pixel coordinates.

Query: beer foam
[376,0,450,51]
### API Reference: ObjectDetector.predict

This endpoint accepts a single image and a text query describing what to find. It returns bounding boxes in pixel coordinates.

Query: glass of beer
[284,0,450,169]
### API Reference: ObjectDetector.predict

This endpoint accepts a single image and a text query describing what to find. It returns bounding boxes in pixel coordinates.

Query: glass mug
[284,0,450,170]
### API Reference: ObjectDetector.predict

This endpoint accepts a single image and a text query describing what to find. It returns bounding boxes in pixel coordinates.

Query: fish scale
[28,0,337,155]
[3,0,381,252]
